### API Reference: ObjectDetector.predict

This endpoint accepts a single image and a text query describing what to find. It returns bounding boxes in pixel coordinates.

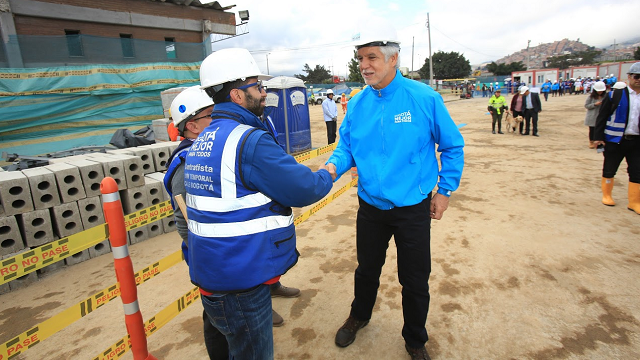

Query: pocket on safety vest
[269,226,297,273]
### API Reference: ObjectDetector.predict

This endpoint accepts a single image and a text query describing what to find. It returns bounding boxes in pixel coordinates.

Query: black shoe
[405,343,431,360]
[492,130,496,134]
[533,134,539,137]
[272,310,284,327]
[522,132,529,135]
[335,316,369,347]
[498,131,504,134]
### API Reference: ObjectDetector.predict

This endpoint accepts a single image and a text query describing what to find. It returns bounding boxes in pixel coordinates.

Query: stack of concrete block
[152,118,172,142]
[0,141,183,293]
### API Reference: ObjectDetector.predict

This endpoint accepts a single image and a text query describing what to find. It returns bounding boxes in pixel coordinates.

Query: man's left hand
[430,193,449,220]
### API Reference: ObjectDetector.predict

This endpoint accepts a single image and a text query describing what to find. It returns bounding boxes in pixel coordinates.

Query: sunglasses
[631,74,640,80]
[235,80,265,92]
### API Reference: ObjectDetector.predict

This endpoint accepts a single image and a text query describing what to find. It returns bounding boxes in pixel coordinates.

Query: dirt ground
[2,91,639,360]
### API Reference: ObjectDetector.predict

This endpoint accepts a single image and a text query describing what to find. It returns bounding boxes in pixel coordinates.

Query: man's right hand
[319,163,337,181]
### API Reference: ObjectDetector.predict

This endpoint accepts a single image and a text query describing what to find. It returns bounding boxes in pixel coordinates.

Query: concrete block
[47,155,89,164]
[77,196,105,229]
[106,149,134,156]
[167,141,180,154]
[0,215,25,256]
[45,163,87,203]
[119,187,149,215]
[147,221,163,239]
[107,154,145,188]
[50,202,84,238]
[3,250,39,291]
[85,155,127,190]
[162,217,176,234]
[88,239,111,258]
[68,159,105,198]
[126,147,155,174]
[152,118,172,142]
[36,259,66,278]
[0,171,34,216]
[22,167,62,210]
[144,177,165,206]
[64,248,90,266]
[161,87,188,118]
[16,209,55,247]
[146,143,172,171]
[128,225,149,245]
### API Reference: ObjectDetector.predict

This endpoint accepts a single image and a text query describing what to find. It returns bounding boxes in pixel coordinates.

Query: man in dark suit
[520,86,542,136]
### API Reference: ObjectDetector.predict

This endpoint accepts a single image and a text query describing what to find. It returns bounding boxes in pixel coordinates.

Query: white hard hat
[352,17,400,49]
[592,81,606,92]
[613,81,627,89]
[495,82,499,85]
[519,86,529,94]
[170,86,214,127]
[627,62,640,74]
[200,48,270,92]
[610,73,614,77]
[326,89,334,94]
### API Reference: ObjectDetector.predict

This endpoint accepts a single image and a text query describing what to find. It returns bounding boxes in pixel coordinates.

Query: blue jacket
[184,102,333,291]
[595,87,630,143]
[541,82,551,93]
[327,69,464,210]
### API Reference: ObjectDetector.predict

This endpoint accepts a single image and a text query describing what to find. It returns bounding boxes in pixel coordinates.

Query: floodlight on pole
[239,10,249,22]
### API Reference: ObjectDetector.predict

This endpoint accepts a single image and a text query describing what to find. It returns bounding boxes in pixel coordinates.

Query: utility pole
[611,39,617,61]
[426,13,433,87]
[266,53,270,75]
[527,40,531,69]
[411,36,415,77]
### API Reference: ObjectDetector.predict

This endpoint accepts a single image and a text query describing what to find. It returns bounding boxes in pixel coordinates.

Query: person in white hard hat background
[183,48,334,359]
[519,86,542,136]
[324,19,464,360]
[322,89,338,144]
[593,62,640,215]
[583,81,607,149]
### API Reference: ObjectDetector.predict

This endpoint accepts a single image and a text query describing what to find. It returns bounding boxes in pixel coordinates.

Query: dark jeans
[203,309,229,360]
[602,137,640,183]
[588,126,595,141]
[523,109,539,135]
[350,195,432,349]
[491,111,503,132]
[543,92,549,101]
[202,284,273,360]
[326,120,337,144]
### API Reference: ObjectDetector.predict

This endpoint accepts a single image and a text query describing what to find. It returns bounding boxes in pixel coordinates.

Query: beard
[245,90,265,117]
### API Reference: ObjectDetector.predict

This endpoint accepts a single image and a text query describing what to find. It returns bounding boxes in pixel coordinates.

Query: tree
[418,51,471,79]
[294,64,331,84]
[347,51,364,83]
[634,46,640,60]
[486,61,527,75]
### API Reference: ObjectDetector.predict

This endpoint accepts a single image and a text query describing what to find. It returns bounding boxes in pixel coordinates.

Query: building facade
[0,0,238,67]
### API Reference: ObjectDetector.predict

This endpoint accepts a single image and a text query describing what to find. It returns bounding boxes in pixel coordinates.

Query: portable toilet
[264,76,312,154]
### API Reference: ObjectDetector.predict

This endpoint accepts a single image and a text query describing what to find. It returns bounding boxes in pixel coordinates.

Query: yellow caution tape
[0,225,108,286]
[93,287,201,360]
[124,200,174,231]
[293,142,337,163]
[0,250,184,360]
[295,178,358,226]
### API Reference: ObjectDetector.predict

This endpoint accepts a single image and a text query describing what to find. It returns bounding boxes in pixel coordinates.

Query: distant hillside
[496,39,596,69]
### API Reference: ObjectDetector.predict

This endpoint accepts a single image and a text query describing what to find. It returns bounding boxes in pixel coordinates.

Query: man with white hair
[325,20,464,360]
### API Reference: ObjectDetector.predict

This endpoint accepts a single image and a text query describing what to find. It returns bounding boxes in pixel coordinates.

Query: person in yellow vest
[488,89,507,134]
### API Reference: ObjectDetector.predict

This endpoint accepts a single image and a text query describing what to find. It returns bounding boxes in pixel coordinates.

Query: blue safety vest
[604,88,630,143]
[184,114,297,292]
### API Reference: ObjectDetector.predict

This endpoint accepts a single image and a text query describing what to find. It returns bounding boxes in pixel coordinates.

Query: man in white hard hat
[322,89,338,144]
[593,62,640,214]
[184,48,334,358]
[325,19,464,360]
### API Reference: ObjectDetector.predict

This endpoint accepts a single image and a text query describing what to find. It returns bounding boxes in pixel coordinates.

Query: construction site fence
[0,142,358,360]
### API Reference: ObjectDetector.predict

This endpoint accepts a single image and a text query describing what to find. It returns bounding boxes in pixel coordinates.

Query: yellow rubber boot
[628,182,640,215]
[601,178,615,206]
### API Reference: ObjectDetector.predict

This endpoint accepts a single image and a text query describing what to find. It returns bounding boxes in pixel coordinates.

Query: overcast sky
[207,0,640,77]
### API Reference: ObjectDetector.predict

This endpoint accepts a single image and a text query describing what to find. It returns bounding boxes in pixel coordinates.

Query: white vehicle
[314,91,341,105]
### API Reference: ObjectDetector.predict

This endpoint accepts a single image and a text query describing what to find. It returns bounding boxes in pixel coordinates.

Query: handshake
[318,163,338,181]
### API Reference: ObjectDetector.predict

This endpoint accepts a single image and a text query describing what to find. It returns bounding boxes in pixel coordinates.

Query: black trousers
[350,195,432,348]
[523,109,539,135]
[602,136,640,183]
[326,120,337,144]
[491,111,503,132]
